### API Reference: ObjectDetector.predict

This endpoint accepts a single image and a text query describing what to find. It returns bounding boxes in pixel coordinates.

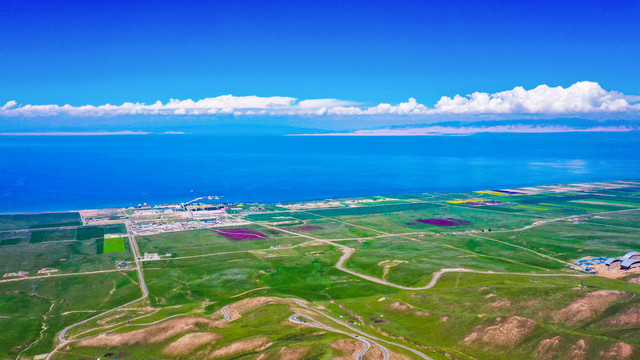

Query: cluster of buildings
[270,244,292,249]
[130,218,249,235]
[130,221,202,234]
[606,252,640,271]
[574,257,608,273]
[115,260,132,269]
[279,197,399,210]
[3,271,28,278]
[142,252,171,261]
[3,268,61,278]
[183,203,225,212]
[37,268,58,274]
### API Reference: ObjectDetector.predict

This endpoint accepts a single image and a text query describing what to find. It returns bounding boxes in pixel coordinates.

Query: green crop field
[2,181,640,360]
[76,226,105,241]
[103,237,126,253]
[0,212,82,231]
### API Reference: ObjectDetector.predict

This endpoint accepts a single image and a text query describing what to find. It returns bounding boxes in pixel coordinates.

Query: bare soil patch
[535,336,562,360]
[554,290,627,325]
[520,299,539,308]
[388,301,413,311]
[603,307,640,327]
[569,339,588,360]
[163,332,221,356]
[599,342,634,359]
[78,317,216,347]
[591,264,640,279]
[331,339,365,360]
[462,316,536,347]
[487,299,511,309]
[378,260,408,279]
[209,337,271,358]
[277,345,311,360]
[224,296,282,321]
[362,346,386,360]
[387,301,429,317]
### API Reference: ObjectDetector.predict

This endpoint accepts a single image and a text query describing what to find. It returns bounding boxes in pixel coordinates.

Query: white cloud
[314,125,639,136]
[2,100,17,110]
[1,81,639,118]
[432,81,640,114]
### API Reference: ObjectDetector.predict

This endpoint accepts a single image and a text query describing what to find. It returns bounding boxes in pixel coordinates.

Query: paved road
[289,314,378,360]
[220,305,230,322]
[336,248,588,291]
[72,313,186,342]
[290,298,432,359]
[125,221,148,298]
[48,222,149,360]
[252,219,588,291]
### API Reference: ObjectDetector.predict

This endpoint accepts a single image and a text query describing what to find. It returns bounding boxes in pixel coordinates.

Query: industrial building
[605,251,640,271]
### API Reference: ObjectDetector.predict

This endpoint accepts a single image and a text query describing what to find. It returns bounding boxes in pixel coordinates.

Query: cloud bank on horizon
[319,125,638,136]
[2,81,639,119]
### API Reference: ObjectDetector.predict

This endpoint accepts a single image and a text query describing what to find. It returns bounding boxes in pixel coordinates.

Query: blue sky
[2,0,639,104]
[1,0,639,133]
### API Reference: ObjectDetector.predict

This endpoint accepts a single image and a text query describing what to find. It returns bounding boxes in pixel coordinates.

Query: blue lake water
[1,133,640,212]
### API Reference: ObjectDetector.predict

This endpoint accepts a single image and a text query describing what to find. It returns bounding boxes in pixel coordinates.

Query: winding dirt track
[335,247,588,290]
[289,314,379,360]
[46,222,149,360]
[290,298,432,359]
[250,219,590,291]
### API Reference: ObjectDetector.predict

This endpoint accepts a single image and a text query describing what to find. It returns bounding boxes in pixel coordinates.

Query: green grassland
[0,271,141,359]
[58,303,394,360]
[2,182,640,359]
[140,244,392,307]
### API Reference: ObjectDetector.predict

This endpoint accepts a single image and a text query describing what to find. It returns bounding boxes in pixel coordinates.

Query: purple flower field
[284,225,324,232]
[414,218,471,226]
[212,228,268,241]
[460,200,507,206]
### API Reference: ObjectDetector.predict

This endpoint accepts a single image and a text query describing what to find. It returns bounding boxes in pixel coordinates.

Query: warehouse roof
[620,259,640,269]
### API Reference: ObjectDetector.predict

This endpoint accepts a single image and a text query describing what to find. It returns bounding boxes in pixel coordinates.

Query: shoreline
[1,179,638,215]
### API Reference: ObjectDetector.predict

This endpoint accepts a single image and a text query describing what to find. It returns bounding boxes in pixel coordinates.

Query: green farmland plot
[0,212,82,231]
[0,238,21,246]
[76,226,105,240]
[96,237,128,254]
[29,230,48,243]
[103,237,126,253]
[28,228,76,243]
[103,223,127,234]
